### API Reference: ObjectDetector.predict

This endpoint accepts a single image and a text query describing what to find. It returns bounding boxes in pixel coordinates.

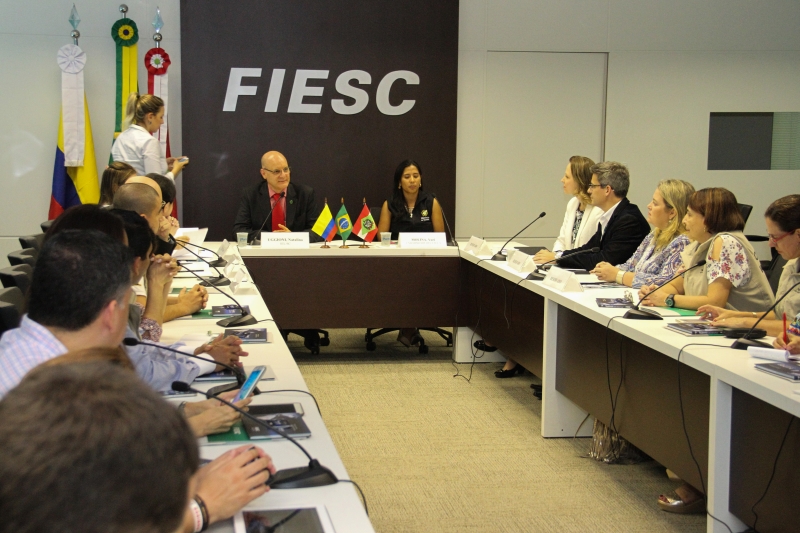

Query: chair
[7,248,37,268]
[18,233,45,252]
[40,219,54,233]
[0,287,25,336]
[282,329,330,354]
[0,265,33,296]
[365,327,453,354]
[738,203,753,225]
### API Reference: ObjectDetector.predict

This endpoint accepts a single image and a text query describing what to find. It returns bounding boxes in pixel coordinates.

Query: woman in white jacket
[496,156,600,378]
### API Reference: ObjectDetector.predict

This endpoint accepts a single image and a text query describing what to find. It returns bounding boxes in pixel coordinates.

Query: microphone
[177,260,258,328]
[251,191,286,245]
[177,240,227,268]
[492,212,547,261]
[123,338,253,396]
[623,260,707,321]
[430,193,457,247]
[730,278,800,350]
[176,239,231,288]
[526,247,600,280]
[172,381,338,489]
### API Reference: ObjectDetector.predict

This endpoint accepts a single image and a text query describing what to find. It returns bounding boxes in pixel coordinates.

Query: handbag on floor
[587,419,647,464]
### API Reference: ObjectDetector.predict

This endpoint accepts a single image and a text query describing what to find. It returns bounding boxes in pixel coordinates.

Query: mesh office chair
[7,248,37,268]
[0,287,25,336]
[0,264,33,297]
[19,233,45,252]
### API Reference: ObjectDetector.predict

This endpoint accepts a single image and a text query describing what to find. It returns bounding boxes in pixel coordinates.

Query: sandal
[657,485,705,514]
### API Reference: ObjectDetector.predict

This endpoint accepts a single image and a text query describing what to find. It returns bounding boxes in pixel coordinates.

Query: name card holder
[506,250,536,273]
[217,239,231,256]
[397,232,447,248]
[260,232,310,249]
[463,236,494,256]
[542,266,584,292]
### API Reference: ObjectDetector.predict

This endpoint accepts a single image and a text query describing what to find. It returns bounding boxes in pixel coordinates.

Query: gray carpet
[290,329,706,533]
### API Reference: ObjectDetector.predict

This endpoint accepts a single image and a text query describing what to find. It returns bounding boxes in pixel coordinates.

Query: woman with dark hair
[377,160,445,346]
[377,159,445,239]
[99,162,136,206]
[698,194,800,337]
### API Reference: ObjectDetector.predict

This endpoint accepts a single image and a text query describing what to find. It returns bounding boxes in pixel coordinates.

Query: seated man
[0,361,275,533]
[120,177,177,255]
[555,161,650,270]
[234,150,319,243]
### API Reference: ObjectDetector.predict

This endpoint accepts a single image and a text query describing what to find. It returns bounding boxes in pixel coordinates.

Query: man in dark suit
[557,161,649,270]
[233,151,319,243]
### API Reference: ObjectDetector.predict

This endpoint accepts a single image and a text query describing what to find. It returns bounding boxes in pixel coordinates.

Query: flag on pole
[335,201,352,242]
[50,42,99,219]
[311,201,336,241]
[353,202,378,242]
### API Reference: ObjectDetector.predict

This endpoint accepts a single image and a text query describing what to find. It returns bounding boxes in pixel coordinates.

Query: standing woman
[377,160,445,346]
[111,93,188,181]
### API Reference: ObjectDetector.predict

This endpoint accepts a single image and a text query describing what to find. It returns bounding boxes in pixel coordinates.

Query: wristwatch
[665,294,676,308]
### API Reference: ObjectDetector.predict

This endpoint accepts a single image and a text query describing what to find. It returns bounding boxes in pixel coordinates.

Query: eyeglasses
[587,183,603,189]
[768,231,793,244]
[262,167,291,176]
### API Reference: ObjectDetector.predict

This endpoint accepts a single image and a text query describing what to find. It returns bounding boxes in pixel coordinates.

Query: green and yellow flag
[335,201,352,242]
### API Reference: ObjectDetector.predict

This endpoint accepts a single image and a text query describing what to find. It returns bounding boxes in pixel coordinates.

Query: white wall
[2,0,799,265]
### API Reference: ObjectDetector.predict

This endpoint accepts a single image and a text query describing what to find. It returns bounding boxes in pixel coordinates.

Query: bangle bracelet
[615,271,625,284]
[194,496,209,531]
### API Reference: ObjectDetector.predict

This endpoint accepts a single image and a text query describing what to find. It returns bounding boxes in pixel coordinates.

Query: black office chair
[0,287,25,336]
[365,327,453,354]
[40,219,54,233]
[0,264,33,296]
[738,203,753,225]
[19,233,45,252]
[7,248,37,268]
[282,329,330,355]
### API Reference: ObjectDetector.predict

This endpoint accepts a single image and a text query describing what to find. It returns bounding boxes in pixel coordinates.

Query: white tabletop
[239,241,459,258]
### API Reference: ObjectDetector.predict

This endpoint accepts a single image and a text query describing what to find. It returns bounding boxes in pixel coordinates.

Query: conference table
[162,248,374,533]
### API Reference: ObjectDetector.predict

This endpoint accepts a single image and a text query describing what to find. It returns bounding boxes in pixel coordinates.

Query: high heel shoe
[494,364,524,378]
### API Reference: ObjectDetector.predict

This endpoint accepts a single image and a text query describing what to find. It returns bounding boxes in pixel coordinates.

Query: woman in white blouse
[496,156,600,378]
[111,93,188,181]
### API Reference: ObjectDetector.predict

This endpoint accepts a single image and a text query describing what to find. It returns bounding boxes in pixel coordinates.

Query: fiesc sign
[223,68,419,116]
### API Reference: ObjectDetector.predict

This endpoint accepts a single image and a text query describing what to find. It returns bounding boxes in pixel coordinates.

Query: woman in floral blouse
[592,180,694,288]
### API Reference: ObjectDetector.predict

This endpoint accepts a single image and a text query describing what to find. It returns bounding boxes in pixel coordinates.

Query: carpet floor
[289,328,706,533]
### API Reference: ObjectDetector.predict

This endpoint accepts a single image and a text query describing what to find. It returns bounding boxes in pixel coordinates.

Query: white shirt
[111,124,175,180]
[598,199,621,236]
[553,197,603,253]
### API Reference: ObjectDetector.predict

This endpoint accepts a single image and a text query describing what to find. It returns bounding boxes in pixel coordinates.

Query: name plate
[463,236,493,256]
[542,266,584,292]
[260,232,310,249]
[217,239,231,256]
[507,250,536,273]
[397,232,447,248]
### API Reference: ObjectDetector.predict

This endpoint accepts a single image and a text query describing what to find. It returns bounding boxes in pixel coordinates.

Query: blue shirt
[0,316,66,398]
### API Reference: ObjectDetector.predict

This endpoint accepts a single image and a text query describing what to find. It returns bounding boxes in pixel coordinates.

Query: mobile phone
[233,365,266,402]
[178,157,189,162]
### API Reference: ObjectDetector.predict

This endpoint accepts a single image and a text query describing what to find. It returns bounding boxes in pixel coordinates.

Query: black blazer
[557,197,650,270]
[233,181,319,242]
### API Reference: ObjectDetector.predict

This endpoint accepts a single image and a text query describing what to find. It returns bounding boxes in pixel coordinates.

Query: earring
[398,185,401,189]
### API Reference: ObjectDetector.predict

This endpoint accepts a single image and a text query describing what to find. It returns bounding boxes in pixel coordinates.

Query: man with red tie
[234,151,319,243]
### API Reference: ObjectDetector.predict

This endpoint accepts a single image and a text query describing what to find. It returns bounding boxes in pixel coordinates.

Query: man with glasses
[557,161,649,270]
[234,151,319,244]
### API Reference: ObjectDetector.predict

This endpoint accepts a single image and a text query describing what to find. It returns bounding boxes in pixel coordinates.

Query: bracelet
[189,499,205,533]
[178,401,188,415]
[615,271,625,284]
[194,496,209,531]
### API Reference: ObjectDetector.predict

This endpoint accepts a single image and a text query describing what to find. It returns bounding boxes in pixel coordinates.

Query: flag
[111,16,139,153]
[354,203,378,242]
[335,203,352,242]
[311,202,336,241]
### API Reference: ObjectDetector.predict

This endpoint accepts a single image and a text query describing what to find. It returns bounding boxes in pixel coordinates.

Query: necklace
[406,205,414,218]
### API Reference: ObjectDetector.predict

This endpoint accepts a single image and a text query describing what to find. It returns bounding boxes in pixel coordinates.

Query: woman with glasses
[697,194,800,336]
[591,180,695,288]
[111,93,188,180]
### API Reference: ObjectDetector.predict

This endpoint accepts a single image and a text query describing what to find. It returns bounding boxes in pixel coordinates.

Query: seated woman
[698,194,800,336]
[98,162,136,207]
[591,179,694,288]
[497,156,599,378]
[639,187,774,514]
[377,159,444,346]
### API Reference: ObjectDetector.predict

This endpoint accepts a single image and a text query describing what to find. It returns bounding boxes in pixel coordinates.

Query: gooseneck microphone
[623,260,707,320]
[526,247,600,280]
[177,260,257,328]
[172,381,338,489]
[492,212,547,261]
[251,191,286,245]
[178,240,227,268]
[729,278,800,350]
[178,240,230,287]
[430,193,457,247]
[123,338,252,396]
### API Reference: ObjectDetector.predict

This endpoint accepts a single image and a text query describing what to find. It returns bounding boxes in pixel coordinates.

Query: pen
[783,312,789,344]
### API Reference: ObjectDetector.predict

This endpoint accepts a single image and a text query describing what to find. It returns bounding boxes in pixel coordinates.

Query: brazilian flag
[335,203,352,242]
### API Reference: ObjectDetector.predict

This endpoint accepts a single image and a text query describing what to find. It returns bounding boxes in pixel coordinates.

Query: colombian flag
[49,97,100,219]
[311,202,336,241]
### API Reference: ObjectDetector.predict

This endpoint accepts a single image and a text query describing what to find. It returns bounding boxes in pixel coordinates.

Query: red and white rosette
[57,44,86,166]
[144,48,171,156]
